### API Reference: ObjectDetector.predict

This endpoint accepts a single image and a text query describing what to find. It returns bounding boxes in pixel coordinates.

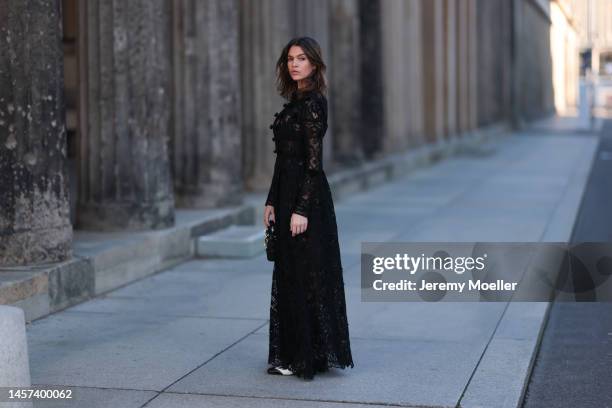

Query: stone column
[477,0,495,125]
[381,0,424,153]
[456,0,470,134]
[444,0,458,140]
[406,0,425,148]
[0,0,72,266]
[511,0,524,127]
[358,0,384,158]
[77,0,175,231]
[477,0,513,126]
[290,0,334,168]
[500,0,513,123]
[467,0,478,130]
[240,0,292,190]
[329,0,363,166]
[516,0,554,121]
[171,0,242,208]
[422,0,446,144]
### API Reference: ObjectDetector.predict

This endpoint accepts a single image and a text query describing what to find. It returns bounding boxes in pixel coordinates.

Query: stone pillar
[77,0,175,231]
[444,0,458,139]
[406,0,425,147]
[290,0,334,168]
[329,0,363,166]
[477,0,495,125]
[0,0,72,266]
[422,0,446,144]
[171,0,242,208]
[240,0,292,190]
[467,0,478,130]
[511,0,524,127]
[477,0,513,126]
[381,0,424,153]
[516,0,554,121]
[358,0,384,158]
[456,0,470,134]
[500,0,513,123]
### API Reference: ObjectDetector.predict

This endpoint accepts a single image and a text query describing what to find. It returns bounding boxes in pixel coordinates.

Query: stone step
[1,205,254,322]
[196,225,266,258]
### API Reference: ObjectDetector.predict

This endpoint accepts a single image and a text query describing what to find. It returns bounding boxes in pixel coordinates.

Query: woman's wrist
[293,205,308,217]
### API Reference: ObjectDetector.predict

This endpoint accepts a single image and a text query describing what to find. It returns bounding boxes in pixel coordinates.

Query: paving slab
[255,287,505,344]
[167,334,480,408]
[64,258,272,320]
[27,312,265,391]
[33,387,155,408]
[144,393,399,408]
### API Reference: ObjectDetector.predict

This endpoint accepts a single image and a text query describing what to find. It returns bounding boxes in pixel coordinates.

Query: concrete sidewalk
[26,126,598,408]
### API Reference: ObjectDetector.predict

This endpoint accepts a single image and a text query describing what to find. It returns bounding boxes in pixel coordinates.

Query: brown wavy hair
[275,37,327,100]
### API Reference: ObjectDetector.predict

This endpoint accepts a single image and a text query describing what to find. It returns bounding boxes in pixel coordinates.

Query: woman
[263,36,354,380]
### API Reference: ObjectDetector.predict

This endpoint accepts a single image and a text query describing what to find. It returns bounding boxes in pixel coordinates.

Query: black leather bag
[265,220,277,262]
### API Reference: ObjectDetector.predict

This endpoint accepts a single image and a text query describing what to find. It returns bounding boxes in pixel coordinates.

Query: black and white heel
[267,366,294,376]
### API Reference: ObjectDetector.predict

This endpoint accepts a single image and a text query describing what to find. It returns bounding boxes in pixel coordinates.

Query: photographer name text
[372,279,518,292]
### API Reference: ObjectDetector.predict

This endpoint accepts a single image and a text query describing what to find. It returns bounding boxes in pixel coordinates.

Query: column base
[175,184,243,209]
[0,224,72,266]
[76,200,175,231]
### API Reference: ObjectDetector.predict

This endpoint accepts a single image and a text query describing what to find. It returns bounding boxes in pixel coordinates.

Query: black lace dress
[265,89,354,380]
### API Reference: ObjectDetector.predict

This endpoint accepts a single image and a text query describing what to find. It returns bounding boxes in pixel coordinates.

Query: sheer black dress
[265,88,354,380]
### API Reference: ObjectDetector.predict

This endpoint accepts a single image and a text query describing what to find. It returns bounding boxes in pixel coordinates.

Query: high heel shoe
[267,365,294,376]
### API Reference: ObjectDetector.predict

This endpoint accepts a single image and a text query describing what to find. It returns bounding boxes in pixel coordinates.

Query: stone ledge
[328,123,509,202]
[1,122,510,322]
[196,225,266,258]
[0,206,254,322]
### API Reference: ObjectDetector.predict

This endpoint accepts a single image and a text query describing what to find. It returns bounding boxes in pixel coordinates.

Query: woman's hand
[290,213,308,237]
[264,205,275,228]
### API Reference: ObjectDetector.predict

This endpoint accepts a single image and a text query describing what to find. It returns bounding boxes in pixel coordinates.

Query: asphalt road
[522,120,612,408]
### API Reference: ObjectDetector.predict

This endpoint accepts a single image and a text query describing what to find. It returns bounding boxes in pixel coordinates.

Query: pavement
[526,110,604,134]
[25,120,599,408]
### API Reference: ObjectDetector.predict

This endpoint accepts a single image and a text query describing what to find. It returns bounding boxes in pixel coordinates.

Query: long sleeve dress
[265,88,354,380]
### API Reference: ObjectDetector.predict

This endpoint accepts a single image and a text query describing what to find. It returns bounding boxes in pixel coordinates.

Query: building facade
[571,0,612,75]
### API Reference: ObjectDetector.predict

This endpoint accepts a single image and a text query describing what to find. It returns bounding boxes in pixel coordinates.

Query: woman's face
[287,45,315,84]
